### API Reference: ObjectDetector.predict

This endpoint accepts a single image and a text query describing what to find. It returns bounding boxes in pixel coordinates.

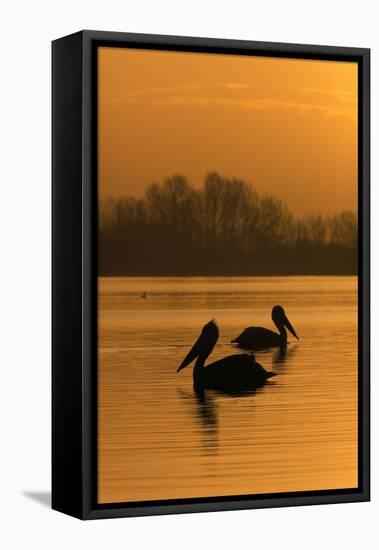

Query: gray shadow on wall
[22,491,51,507]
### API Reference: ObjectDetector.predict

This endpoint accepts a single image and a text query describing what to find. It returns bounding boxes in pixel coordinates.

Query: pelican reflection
[177,380,274,456]
[272,343,299,369]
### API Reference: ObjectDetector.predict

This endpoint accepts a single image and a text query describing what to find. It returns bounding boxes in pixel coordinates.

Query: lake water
[98,276,358,504]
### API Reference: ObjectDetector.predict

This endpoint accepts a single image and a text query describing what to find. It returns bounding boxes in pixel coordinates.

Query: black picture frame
[52,30,370,520]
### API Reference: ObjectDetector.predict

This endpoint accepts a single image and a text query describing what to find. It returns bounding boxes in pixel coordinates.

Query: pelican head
[272,305,299,340]
[177,320,219,372]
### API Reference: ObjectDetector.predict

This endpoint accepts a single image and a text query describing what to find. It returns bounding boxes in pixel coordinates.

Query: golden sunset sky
[98,47,358,216]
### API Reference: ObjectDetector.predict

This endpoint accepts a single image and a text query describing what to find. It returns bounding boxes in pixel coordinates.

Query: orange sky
[98,47,358,216]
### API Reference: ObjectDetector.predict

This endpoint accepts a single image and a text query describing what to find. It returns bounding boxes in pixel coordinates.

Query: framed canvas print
[52,30,370,519]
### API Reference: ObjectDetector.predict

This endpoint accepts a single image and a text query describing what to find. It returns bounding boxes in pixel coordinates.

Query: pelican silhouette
[177,320,275,390]
[231,305,299,350]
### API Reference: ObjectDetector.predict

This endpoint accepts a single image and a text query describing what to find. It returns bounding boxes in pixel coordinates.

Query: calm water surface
[98,276,358,503]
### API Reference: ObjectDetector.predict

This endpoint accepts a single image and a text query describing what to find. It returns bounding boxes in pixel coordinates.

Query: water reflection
[178,377,276,456]
[177,387,219,453]
[271,343,299,369]
[249,342,298,374]
[193,388,219,453]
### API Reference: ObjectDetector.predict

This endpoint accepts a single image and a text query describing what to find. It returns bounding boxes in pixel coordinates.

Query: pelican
[177,320,275,390]
[231,305,299,350]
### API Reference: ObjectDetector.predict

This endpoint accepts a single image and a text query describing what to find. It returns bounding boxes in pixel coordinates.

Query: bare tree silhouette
[99,173,357,276]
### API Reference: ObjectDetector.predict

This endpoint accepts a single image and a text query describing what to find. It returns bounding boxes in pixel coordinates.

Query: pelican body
[177,320,275,390]
[232,305,299,350]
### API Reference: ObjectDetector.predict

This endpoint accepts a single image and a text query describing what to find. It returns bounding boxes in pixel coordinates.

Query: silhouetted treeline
[99,173,357,276]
